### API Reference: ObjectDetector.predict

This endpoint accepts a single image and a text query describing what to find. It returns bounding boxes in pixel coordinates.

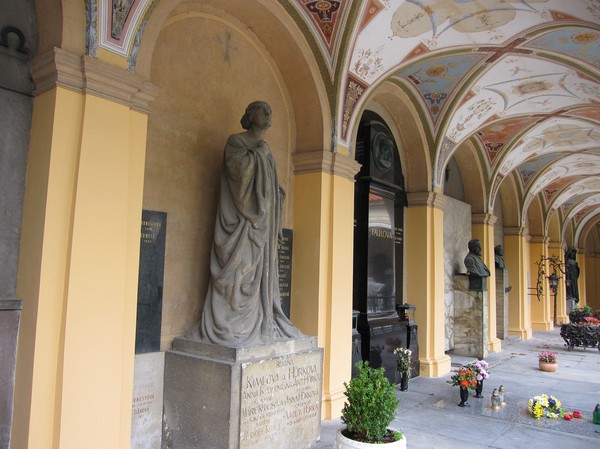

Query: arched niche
[135,0,329,152]
[351,80,430,193]
[581,218,600,253]
[526,195,544,238]
[140,0,330,346]
[497,173,522,229]
[451,139,487,215]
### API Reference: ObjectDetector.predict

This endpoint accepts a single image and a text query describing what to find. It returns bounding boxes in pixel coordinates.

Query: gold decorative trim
[293,150,360,181]
[407,192,447,210]
[30,48,159,113]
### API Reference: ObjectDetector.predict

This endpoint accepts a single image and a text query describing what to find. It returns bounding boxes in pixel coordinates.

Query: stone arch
[351,80,431,193]
[135,0,329,153]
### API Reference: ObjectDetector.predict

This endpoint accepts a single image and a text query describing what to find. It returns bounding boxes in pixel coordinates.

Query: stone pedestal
[0,299,21,449]
[164,337,323,449]
[452,275,488,359]
[495,268,509,340]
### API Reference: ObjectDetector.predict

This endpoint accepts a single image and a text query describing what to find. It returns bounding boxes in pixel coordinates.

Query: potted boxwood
[336,361,406,448]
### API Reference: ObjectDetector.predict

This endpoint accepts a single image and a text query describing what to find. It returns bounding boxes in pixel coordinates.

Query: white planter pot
[334,428,407,449]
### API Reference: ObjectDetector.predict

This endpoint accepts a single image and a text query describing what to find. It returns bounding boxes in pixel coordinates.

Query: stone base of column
[508,328,532,339]
[531,320,553,331]
[418,354,451,377]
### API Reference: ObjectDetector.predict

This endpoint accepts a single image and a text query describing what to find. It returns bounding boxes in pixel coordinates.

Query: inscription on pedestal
[131,352,165,449]
[240,351,322,449]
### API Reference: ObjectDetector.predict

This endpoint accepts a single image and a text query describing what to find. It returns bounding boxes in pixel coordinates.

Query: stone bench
[559,323,600,352]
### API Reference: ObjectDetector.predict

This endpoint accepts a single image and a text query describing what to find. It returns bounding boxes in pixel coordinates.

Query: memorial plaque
[164,337,323,449]
[135,210,167,354]
[240,351,321,449]
[131,352,165,449]
[278,228,293,318]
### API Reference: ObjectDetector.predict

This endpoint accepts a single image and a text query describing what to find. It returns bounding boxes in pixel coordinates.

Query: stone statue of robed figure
[187,101,302,346]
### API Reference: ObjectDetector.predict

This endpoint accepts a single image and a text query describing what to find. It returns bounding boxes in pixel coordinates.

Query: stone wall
[443,197,472,351]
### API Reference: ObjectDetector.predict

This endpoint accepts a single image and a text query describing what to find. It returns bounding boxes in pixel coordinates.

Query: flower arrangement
[447,366,478,390]
[538,351,557,363]
[393,347,412,375]
[467,360,490,381]
[528,394,562,419]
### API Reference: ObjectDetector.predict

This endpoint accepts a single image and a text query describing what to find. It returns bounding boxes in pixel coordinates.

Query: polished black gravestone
[278,228,293,318]
[135,210,167,354]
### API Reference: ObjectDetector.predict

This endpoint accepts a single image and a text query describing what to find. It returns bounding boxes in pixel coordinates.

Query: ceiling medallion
[515,81,548,95]
[571,32,598,43]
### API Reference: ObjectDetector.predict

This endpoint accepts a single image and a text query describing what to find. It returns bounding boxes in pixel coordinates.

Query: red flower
[563,414,572,420]
[573,411,582,419]
[470,380,477,386]
[460,380,469,387]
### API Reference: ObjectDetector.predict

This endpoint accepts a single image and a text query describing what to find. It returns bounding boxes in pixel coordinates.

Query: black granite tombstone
[135,210,167,354]
[352,111,408,383]
[278,228,293,318]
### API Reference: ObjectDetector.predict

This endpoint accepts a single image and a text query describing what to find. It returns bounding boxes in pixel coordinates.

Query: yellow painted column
[529,237,552,330]
[472,214,501,353]
[405,192,451,377]
[576,248,586,307]
[12,49,157,449]
[291,151,360,419]
[504,227,532,339]
[548,243,568,324]
[585,253,600,312]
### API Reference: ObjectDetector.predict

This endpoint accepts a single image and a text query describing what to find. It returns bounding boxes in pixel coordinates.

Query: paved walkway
[314,328,600,448]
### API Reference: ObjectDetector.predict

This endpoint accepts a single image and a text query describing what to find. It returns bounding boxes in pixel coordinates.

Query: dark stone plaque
[278,228,293,318]
[135,210,167,354]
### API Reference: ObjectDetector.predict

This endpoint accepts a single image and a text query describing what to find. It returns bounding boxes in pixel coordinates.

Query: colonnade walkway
[315,328,600,448]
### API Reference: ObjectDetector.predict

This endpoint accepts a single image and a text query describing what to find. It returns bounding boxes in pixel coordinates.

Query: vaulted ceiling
[290,0,600,246]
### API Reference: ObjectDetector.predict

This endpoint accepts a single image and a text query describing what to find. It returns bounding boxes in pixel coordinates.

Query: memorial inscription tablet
[135,210,167,354]
[278,228,293,318]
[240,350,322,449]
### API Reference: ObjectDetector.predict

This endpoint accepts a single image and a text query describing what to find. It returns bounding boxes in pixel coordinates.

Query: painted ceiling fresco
[338,0,600,239]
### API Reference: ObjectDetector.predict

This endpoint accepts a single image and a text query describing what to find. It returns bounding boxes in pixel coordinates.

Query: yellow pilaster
[405,193,451,377]
[576,248,586,307]
[12,49,157,449]
[472,214,501,353]
[585,253,600,312]
[504,227,532,339]
[549,243,569,324]
[292,151,360,419]
[529,238,552,330]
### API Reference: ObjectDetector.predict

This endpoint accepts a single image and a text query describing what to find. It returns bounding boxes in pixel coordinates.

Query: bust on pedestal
[452,239,490,358]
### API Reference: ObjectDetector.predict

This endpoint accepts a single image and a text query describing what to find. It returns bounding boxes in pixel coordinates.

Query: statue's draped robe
[188,133,302,346]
